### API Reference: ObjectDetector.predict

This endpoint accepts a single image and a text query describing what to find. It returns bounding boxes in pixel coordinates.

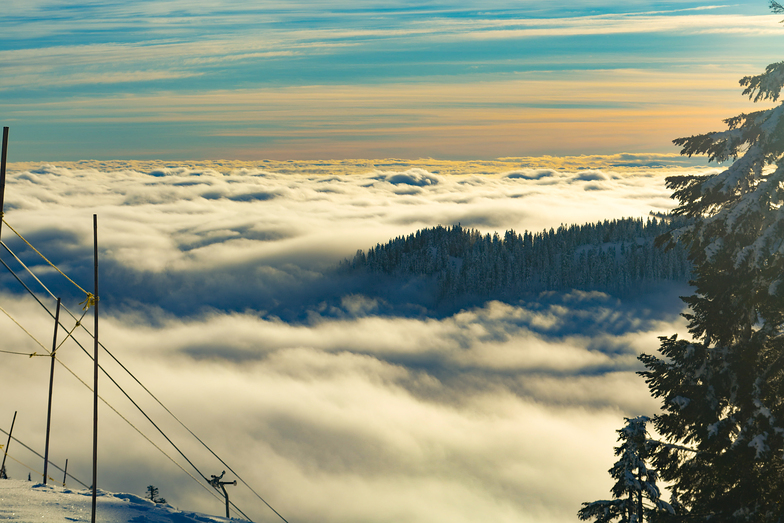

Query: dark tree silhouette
[146,484,166,504]
[578,417,672,523]
[640,4,784,520]
[344,216,690,302]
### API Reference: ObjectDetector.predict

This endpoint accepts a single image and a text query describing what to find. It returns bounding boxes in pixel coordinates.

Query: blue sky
[1,0,781,160]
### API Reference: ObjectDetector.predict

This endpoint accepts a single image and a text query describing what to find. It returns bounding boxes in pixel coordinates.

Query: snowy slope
[0,480,235,522]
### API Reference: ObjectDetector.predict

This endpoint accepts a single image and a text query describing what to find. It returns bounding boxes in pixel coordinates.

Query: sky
[1,0,782,160]
[0,160,699,523]
[0,1,779,521]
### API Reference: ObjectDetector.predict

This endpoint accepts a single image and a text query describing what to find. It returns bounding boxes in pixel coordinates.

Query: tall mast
[91,214,99,523]
[0,127,9,240]
[43,298,62,484]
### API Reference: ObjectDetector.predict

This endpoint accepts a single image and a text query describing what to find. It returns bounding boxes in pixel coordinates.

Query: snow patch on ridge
[0,480,232,523]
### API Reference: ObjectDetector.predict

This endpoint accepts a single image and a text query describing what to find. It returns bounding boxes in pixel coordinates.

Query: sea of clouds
[0,158,703,523]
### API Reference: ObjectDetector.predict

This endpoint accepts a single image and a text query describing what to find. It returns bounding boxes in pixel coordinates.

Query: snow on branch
[741,62,784,103]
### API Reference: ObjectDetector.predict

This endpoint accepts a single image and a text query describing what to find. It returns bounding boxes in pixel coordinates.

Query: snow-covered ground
[0,479,235,522]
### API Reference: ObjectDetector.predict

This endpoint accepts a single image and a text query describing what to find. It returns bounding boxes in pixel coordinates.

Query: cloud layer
[1,1,780,159]
[0,161,696,522]
[0,292,688,523]
[2,159,699,316]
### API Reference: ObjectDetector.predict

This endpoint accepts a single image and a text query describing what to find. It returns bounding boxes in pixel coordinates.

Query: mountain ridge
[341,216,691,308]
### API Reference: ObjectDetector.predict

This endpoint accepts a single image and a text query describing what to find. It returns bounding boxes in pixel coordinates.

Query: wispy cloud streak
[1,1,780,159]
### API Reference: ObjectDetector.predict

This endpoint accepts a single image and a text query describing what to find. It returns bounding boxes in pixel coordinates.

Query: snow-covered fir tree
[639,3,784,520]
[578,417,672,523]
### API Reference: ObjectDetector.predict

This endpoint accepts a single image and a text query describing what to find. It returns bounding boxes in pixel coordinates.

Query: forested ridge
[343,216,691,300]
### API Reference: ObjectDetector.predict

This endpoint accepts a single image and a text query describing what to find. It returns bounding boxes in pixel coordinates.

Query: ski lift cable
[0,297,229,508]
[0,192,255,518]
[0,303,51,356]
[0,361,239,516]
[0,244,297,523]
[0,426,88,488]
[0,296,83,358]
[1,219,93,300]
[46,322,256,520]
[0,256,218,494]
[0,254,58,320]
[0,254,91,360]
[60,334,257,521]
[0,253,87,349]
[54,313,86,352]
[0,261,233,511]
[1,242,92,330]
[5,449,47,478]
[49,354,225,506]
[83,370,254,521]
[0,251,265,521]
[0,241,60,304]
[0,252,87,358]
[48,331,231,508]
[92,335,291,523]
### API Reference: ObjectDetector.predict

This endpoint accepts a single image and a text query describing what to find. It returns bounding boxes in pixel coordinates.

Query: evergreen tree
[146,484,166,504]
[578,417,672,523]
[640,4,784,520]
[344,217,690,301]
[146,484,158,502]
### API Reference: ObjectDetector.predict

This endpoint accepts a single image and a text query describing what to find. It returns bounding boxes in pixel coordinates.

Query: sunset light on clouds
[2,1,784,523]
[2,1,781,160]
[0,161,693,522]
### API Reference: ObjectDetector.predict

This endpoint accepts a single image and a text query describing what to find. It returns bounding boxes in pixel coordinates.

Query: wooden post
[0,411,17,479]
[63,458,68,487]
[43,298,61,484]
[91,214,99,523]
[0,126,8,241]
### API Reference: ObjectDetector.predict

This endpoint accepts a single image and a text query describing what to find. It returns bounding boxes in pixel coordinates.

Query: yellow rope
[1,240,58,302]
[2,241,97,338]
[79,293,97,311]
[55,315,85,353]
[53,357,224,503]
[0,349,45,357]
[0,304,51,355]
[0,306,83,359]
[0,336,221,500]
[4,452,46,479]
[0,230,219,502]
[1,218,92,299]
[3,452,59,483]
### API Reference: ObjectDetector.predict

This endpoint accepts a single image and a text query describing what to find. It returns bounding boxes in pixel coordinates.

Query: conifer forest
[344,217,691,302]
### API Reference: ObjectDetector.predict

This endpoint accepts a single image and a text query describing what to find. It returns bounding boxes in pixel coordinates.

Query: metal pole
[0,126,8,241]
[63,458,68,487]
[91,214,98,523]
[43,298,61,484]
[221,484,229,519]
[218,479,236,518]
[1,411,17,479]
